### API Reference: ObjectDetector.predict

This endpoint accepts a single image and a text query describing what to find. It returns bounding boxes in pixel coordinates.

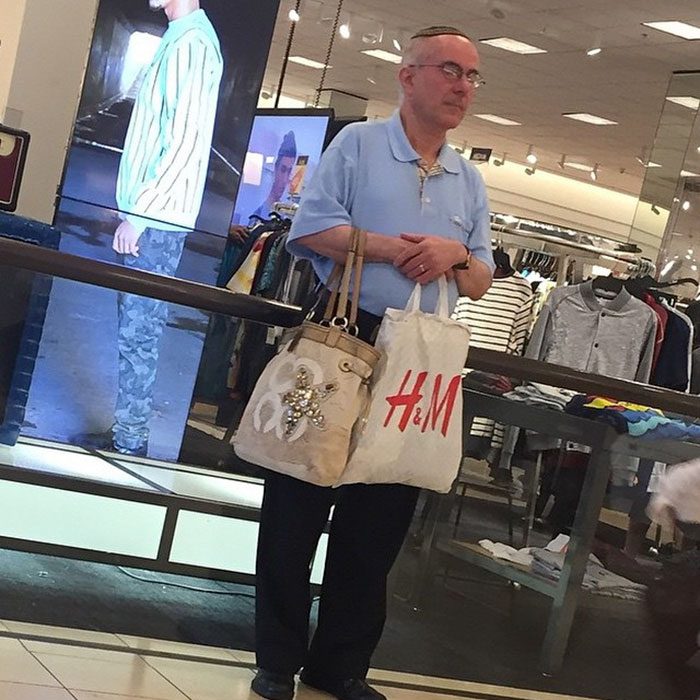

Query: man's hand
[229,224,249,244]
[394,233,466,284]
[113,220,143,256]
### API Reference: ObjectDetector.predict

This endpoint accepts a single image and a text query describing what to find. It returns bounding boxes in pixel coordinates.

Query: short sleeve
[286,127,359,261]
[467,171,495,272]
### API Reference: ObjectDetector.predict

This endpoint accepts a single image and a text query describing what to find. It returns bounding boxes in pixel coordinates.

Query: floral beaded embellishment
[280,366,338,437]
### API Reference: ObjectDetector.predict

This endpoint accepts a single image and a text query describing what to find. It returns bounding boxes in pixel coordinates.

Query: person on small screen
[81,0,223,456]
[229,131,297,243]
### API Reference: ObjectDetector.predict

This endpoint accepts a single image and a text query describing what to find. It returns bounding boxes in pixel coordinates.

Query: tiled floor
[0,620,605,700]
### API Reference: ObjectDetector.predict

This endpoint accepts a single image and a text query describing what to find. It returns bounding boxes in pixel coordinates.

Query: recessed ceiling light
[473,114,522,126]
[526,144,537,164]
[339,22,351,40]
[480,37,547,54]
[646,161,662,168]
[288,56,329,69]
[288,9,300,22]
[642,21,700,40]
[681,169,700,177]
[361,49,402,64]
[587,47,602,56]
[682,200,692,211]
[563,112,618,125]
[666,96,700,111]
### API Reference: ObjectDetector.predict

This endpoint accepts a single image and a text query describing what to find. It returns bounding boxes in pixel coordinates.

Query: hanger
[493,245,514,276]
[592,275,624,295]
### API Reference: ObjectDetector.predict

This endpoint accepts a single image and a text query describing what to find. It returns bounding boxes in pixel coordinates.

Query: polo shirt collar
[387,110,461,175]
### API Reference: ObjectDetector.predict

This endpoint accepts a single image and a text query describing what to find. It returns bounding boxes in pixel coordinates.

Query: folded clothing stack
[503,382,578,411]
[565,395,700,442]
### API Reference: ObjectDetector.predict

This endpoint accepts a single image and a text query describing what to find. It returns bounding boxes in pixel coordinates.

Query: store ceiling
[261,0,700,197]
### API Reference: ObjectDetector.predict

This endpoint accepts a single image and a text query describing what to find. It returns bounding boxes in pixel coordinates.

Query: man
[228,131,298,246]
[252,26,493,700]
[85,0,223,456]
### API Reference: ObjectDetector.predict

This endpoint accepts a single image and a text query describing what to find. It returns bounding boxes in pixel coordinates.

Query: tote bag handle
[406,275,450,318]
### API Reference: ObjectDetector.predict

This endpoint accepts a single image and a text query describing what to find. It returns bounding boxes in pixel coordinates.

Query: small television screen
[231,109,333,227]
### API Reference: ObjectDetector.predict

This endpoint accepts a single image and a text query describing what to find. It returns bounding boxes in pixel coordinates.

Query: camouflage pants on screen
[114,228,188,451]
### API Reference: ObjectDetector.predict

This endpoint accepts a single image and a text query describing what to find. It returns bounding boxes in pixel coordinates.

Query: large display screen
[22,0,280,462]
[231,109,333,227]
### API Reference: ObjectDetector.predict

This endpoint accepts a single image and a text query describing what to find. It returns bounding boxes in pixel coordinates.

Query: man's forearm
[455,258,492,300]
[294,226,409,264]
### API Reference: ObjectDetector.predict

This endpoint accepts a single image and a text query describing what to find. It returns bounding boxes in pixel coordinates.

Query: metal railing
[2,236,699,419]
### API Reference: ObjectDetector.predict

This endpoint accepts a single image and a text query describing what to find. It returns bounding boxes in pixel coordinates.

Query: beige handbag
[232,229,382,486]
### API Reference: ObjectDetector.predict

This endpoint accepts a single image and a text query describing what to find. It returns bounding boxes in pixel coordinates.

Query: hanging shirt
[526,281,657,383]
[652,305,693,391]
[453,273,534,447]
[116,9,223,233]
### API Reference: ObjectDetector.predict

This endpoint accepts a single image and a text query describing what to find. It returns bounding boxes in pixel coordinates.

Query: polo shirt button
[594,343,599,348]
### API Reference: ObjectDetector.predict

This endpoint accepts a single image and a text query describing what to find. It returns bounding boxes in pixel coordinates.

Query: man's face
[401,35,481,132]
[270,156,295,200]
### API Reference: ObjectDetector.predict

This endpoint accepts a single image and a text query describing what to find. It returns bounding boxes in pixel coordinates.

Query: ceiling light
[590,163,600,181]
[393,37,402,52]
[480,37,547,54]
[686,254,692,260]
[361,48,402,64]
[642,21,700,40]
[681,170,700,177]
[288,56,329,69]
[339,22,351,39]
[693,265,698,272]
[688,249,694,255]
[682,200,691,211]
[288,8,300,22]
[563,112,618,125]
[666,96,700,111]
[587,47,602,56]
[567,162,594,172]
[493,153,507,166]
[473,114,522,126]
[526,145,537,164]
[367,75,377,85]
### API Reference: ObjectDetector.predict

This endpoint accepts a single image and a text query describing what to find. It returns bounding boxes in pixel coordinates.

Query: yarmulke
[410,26,471,40]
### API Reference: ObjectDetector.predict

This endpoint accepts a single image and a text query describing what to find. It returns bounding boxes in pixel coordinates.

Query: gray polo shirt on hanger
[526,281,657,383]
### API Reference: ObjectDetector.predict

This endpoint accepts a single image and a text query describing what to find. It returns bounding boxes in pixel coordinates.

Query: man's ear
[398,66,414,93]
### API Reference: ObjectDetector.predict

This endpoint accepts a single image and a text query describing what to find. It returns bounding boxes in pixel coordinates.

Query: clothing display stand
[406,389,700,676]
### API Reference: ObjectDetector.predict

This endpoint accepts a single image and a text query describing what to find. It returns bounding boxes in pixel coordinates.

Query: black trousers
[254,301,420,680]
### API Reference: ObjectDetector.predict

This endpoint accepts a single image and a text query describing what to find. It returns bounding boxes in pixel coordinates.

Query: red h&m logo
[383,370,461,437]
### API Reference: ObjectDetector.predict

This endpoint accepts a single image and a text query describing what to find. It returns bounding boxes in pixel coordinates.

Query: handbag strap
[322,228,366,330]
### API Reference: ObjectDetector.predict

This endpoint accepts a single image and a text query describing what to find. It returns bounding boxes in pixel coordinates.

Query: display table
[408,389,700,675]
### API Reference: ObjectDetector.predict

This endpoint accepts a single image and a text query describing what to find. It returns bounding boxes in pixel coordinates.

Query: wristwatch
[452,244,471,270]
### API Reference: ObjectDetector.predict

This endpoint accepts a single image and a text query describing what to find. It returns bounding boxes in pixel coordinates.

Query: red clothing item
[642,293,668,372]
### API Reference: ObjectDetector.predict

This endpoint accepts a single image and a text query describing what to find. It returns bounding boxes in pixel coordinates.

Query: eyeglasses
[408,61,485,88]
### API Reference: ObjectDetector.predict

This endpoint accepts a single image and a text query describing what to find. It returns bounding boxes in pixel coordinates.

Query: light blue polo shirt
[287,110,494,317]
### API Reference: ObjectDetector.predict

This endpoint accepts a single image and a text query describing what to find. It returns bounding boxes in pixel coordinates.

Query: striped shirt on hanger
[116,9,223,233]
[453,273,534,446]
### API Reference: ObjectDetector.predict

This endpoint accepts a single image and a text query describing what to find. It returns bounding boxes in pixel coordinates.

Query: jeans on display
[254,299,420,680]
[114,227,188,451]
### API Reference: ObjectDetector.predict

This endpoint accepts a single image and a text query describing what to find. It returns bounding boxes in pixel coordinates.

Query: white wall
[4,0,98,222]
[476,159,640,244]
[0,0,27,120]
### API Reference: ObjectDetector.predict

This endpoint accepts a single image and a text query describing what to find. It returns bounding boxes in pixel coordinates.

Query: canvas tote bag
[232,229,382,486]
[337,276,471,493]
